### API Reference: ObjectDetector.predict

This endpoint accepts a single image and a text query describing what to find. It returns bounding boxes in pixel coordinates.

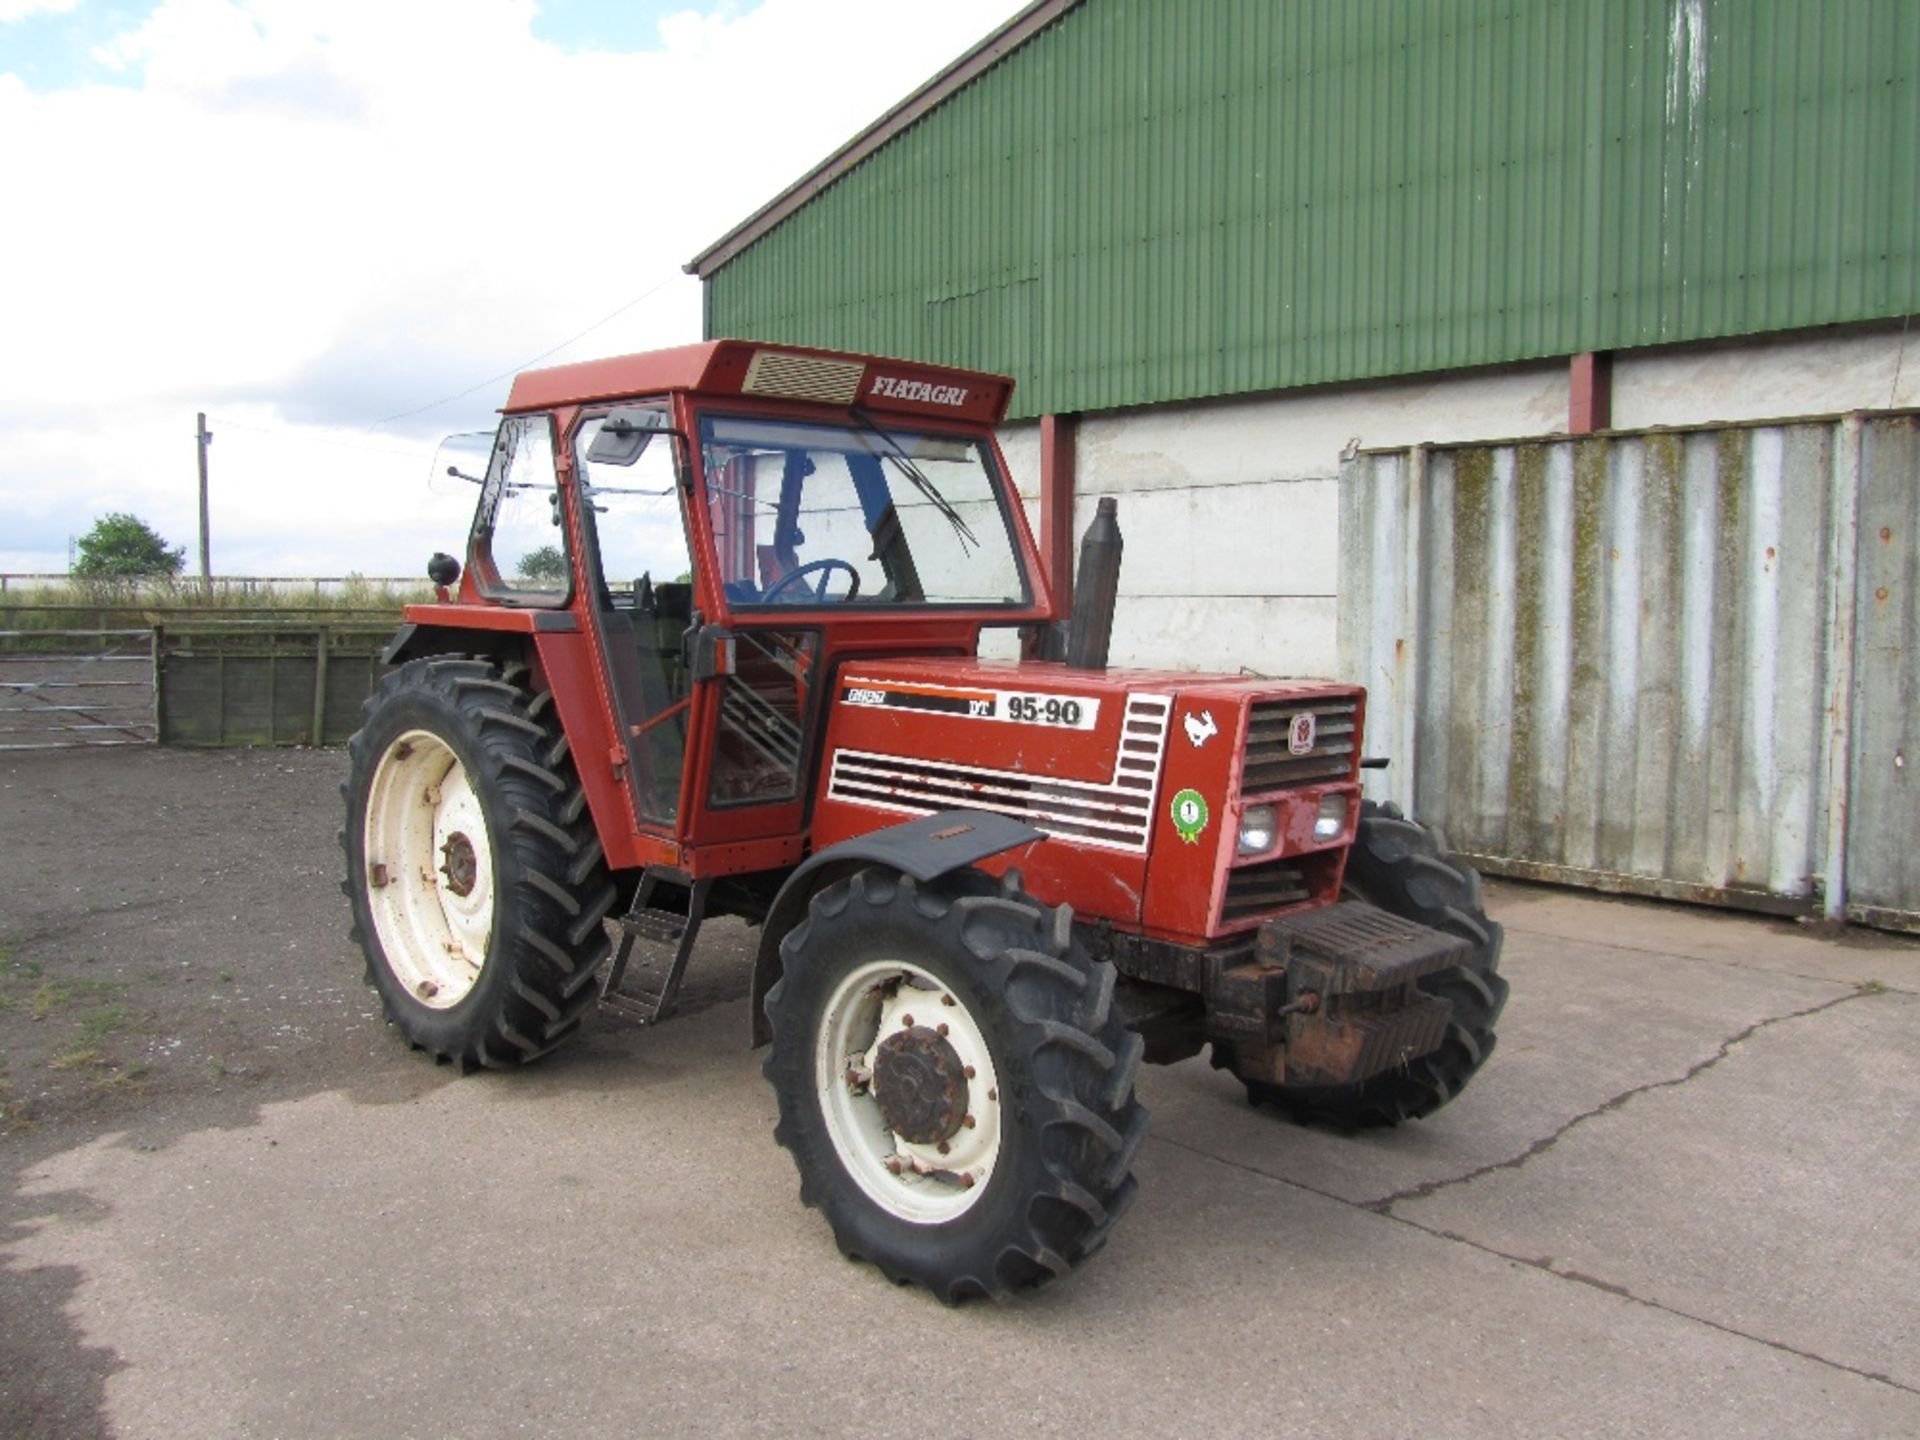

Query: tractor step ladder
[600,870,710,1024]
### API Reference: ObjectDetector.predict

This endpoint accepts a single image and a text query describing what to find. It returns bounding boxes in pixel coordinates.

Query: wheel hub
[362,728,493,1012]
[439,831,477,897]
[871,1025,969,1145]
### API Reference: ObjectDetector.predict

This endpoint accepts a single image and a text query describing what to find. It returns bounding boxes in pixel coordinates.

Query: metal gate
[1341,410,1917,932]
[0,628,157,750]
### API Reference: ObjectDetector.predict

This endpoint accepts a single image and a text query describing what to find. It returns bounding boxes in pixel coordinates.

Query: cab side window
[470,414,567,603]
[577,412,691,600]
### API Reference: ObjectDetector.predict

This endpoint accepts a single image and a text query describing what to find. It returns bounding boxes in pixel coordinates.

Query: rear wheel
[341,655,615,1069]
[1237,801,1508,1128]
[764,868,1147,1301]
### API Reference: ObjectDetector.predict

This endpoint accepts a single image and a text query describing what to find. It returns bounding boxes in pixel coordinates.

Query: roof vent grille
[742,351,864,406]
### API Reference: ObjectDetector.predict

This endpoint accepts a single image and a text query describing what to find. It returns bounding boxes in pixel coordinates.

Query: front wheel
[764,868,1147,1302]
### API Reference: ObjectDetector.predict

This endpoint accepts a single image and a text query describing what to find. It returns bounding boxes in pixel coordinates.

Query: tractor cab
[416,341,1048,874]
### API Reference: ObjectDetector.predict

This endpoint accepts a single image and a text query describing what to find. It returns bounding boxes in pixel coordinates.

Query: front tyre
[341,655,616,1070]
[764,868,1147,1302]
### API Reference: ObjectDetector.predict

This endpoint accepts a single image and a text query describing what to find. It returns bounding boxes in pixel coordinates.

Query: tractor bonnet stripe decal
[828,693,1172,852]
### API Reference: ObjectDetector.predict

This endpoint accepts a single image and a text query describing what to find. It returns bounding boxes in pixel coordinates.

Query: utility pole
[196,412,213,595]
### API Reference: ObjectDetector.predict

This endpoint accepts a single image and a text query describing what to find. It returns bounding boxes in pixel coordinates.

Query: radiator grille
[1242,697,1357,793]
[828,694,1171,852]
[1221,857,1312,922]
[742,350,864,406]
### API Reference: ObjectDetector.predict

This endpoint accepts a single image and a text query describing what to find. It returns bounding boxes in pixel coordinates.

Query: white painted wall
[982,324,1918,678]
[1611,325,1920,429]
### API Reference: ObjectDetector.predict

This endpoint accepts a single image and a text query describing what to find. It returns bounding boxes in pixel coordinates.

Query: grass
[78,1005,136,1045]
[0,950,148,1090]
[0,575,434,647]
[25,977,128,1019]
[0,1079,26,1130]
[89,1063,149,1095]
[0,953,125,1020]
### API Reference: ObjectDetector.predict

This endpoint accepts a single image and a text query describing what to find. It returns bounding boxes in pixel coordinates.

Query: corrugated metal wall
[1340,412,1918,930]
[707,0,1920,420]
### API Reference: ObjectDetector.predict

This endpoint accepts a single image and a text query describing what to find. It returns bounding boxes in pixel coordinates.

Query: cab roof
[502,340,1014,426]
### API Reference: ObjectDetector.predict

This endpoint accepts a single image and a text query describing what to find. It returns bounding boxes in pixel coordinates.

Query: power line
[368,271,687,429]
[206,418,436,459]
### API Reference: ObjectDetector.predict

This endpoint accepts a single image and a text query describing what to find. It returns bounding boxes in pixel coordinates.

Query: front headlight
[1313,793,1349,841]
[1237,805,1277,855]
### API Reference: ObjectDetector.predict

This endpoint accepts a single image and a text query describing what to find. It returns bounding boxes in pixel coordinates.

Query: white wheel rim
[362,728,494,1010]
[814,959,1003,1224]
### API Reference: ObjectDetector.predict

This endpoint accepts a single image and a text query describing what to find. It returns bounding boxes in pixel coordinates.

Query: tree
[516,544,566,583]
[72,512,186,578]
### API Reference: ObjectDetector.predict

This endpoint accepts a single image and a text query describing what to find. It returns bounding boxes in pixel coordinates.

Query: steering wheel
[761,558,861,604]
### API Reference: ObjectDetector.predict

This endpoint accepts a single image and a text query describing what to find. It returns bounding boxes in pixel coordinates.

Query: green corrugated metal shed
[694,0,1920,421]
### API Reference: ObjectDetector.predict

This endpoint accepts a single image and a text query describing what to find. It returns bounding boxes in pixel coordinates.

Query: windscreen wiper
[851,405,979,552]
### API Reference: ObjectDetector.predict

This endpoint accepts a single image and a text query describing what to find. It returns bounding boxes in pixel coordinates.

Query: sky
[0,0,1031,577]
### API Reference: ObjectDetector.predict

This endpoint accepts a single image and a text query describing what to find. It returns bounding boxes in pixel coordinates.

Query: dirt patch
[0,744,755,1437]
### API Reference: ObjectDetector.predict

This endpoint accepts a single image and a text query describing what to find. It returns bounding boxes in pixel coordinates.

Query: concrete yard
[2,747,1917,1438]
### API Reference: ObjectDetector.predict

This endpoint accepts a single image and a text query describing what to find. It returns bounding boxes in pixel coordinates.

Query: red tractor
[343,341,1507,1300]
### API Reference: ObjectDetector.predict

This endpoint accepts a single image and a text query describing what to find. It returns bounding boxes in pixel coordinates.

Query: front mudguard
[747,811,1041,1046]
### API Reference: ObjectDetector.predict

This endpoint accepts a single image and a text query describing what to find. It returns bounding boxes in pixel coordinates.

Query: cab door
[570,404,696,834]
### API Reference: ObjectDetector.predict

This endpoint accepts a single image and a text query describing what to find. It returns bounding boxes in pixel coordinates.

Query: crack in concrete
[1364,986,1876,1213]
[1147,1121,1920,1400]
[1390,1212,1920,1399]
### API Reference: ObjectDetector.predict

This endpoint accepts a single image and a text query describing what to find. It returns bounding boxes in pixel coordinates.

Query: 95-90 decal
[840,678,1101,731]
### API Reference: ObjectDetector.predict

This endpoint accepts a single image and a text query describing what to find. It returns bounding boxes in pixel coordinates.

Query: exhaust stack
[1064,496,1122,671]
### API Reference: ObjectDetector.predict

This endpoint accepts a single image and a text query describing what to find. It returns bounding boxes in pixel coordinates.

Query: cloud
[211,54,368,122]
[0,0,82,23]
[0,0,1029,574]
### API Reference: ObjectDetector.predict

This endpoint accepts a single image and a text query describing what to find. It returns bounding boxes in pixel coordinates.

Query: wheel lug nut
[900,1014,913,1027]
[936,1023,949,1037]
[987,1088,998,1103]
[941,993,956,1006]
[962,1115,976,1129]
[959,1172,976,1189]
[936,1141,950,1155]
[963,1065,976,1079]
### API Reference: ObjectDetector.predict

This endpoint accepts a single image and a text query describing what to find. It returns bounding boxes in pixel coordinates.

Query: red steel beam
[1569,350,1613,434]
[1038,413,1077,613]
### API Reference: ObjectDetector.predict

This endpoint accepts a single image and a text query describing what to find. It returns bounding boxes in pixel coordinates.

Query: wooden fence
[0,620,397,749]
[156,624,395,746]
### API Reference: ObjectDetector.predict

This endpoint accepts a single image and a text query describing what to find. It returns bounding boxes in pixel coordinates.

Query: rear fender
[382,622,524,667]
[748,810,1042,1046]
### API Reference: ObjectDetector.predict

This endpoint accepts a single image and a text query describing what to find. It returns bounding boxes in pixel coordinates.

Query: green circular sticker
[1170,788,1209,845]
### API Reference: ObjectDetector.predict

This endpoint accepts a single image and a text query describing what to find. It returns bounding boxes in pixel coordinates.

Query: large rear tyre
[1237,800,1508,1128]
[764,868,1147,1302]
[340,655,616,1070]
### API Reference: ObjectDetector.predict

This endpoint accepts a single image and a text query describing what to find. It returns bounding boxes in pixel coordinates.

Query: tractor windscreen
[696,415,1029,609]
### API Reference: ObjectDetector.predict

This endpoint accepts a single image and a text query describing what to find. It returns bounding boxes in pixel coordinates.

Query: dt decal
[1170,788,1210,845]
